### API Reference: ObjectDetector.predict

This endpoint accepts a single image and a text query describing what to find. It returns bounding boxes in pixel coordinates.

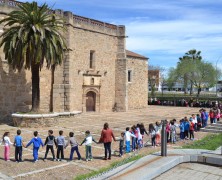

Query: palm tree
[184,49,202,95]
[0,2,67,112]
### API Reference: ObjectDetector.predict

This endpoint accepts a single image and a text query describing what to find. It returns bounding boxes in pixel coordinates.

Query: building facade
[0,1,148,121]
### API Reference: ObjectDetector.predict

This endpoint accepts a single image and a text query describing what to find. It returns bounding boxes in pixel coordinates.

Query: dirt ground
[0,106,210,179]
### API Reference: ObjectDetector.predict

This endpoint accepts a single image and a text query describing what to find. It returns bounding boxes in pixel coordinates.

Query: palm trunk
[50,65,55,112]
[31,63,40,112]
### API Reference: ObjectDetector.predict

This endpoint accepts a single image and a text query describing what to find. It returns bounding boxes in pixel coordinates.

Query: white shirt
[3,136,13,146]
[192,117,197,124]
[136,127,143,140]
[125,131,136,141]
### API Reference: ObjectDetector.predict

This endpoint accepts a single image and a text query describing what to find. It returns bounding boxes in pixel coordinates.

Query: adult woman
[99,123,116,160]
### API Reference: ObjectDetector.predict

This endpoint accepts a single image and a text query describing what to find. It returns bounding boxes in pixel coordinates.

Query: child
[117,132,125,157]
[170,121,176,144]
[166,121,170,143]
[26,131,44,162]
[125,127,136,153]
[184,117,190,140]
[56,130,66,161]
[154,122,161,146]
[189,118,195,140]
[80,130,97,161]
[148,124,156,148]
[136,124,143,149]
[196,114,202,131]
[191,114,197,132]
[14,129,25,162]
[65,132,81,161]
[203,109,209,127]
[2,132,13,161]
[44,130,57,161]
[131,126,137,151]
[139,123,148,147]
[179,119,185,140]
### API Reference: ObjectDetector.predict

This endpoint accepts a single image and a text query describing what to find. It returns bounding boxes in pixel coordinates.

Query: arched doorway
[86,91,96,112]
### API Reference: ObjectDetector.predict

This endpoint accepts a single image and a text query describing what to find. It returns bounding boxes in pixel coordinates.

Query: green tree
[191,60,218,96]
[168,49,218,96]
[183,49,202,94]
[0,2,67,112]
[173,49,202,94]
[167,67,177,90]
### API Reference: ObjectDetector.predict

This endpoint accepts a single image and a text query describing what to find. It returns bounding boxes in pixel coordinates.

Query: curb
[94,148,222,180]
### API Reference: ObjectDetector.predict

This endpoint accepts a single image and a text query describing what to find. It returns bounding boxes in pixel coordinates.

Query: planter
[11,111,81,128]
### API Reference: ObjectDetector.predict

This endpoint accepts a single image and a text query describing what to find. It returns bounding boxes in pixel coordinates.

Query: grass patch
[182,133,222,150]
[74,154,143,180]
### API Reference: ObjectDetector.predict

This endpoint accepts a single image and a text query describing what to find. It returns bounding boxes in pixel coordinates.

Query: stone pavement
[0,106,214,179]
[95,147,222,180]
[155,163,222,180]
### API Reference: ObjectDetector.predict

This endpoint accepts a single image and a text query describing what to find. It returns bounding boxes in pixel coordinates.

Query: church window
[128,70,132,82]
[90,50,95,69]
[91,77,94,85]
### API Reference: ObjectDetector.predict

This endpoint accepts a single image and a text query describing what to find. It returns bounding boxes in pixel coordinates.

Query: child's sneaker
[89,158,92,161]
[57,159,61,161]
[86,159,89,162]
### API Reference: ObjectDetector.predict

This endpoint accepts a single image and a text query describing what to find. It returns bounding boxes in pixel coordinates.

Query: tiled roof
[126,50,148,60]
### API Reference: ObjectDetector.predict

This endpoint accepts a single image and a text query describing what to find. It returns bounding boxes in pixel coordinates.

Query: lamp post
[161,120,167,156]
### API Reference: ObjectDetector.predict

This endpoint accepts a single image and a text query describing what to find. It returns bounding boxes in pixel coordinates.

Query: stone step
[200,128,222,133]
[204,126,222,130]
[210,123,222,127]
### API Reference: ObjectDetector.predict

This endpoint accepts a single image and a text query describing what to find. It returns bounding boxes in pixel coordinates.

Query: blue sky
[20,0,222,70]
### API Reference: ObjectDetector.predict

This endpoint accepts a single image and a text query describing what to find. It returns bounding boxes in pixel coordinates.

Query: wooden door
[86,91,96,111]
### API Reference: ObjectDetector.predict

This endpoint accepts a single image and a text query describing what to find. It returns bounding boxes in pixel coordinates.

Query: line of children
[1,129,99,163]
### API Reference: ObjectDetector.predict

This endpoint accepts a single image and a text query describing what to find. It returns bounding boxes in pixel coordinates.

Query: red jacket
[99,128,115,143]
[190,122,195,131]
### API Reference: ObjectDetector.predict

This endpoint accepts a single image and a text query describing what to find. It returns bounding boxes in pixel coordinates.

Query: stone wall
[127,57,148,110]
[0,0,149,122]
[0,59,52,121]
[65,17,118,112]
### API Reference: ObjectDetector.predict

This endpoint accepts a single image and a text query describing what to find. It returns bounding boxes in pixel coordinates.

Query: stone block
[190,155,198,162]
[206,157,222,166]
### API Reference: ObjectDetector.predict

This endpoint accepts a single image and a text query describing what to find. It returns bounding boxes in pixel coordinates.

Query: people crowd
[149,98,221,109]
[0,107,220,162]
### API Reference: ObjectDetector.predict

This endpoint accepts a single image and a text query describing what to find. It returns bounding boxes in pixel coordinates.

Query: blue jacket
[26,137,44,148]
[180,123,185,132]
[204,112,209,120]
[184,121,190,131]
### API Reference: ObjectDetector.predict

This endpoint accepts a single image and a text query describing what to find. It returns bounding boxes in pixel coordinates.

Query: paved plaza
[0,106,211,179]
[155,163,222,180]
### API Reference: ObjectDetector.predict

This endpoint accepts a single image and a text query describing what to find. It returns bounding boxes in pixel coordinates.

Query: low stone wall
[12,111,81,128]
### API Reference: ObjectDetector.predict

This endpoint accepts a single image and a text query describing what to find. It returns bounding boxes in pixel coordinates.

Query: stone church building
[0,1,148,121]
